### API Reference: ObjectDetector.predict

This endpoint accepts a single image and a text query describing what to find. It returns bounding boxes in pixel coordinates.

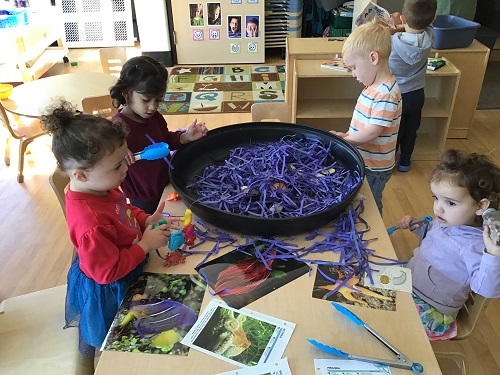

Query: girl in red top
[110,56,208,214]
[41,101,180,356]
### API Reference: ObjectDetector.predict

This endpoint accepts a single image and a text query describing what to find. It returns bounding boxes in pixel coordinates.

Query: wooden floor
[1,46,499,374]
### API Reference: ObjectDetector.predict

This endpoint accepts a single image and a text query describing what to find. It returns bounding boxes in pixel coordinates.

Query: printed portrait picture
[245,15,259,38]
[207,3,221,26]
[189,3,204,27]
[228,15,241,38]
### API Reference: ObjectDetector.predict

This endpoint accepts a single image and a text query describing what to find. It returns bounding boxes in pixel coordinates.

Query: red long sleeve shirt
[66,188,149,284]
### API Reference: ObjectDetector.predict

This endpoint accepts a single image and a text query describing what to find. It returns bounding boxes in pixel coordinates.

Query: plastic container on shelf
[0,9,29,28]
[330,11,352,29]
[432,15,480,50]
[329,27,351,37]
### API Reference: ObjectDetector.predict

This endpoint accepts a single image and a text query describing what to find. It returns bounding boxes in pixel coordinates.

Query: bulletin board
[170,0,265,64]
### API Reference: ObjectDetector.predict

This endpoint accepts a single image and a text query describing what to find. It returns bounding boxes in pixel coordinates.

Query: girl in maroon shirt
[110,56,207,214]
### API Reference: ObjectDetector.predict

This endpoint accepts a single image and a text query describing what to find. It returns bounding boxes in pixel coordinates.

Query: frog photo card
[181,299,295,368]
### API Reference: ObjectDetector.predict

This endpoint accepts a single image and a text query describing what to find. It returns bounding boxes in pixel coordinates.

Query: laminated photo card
[215,357,292,375]
[181,299,295,368]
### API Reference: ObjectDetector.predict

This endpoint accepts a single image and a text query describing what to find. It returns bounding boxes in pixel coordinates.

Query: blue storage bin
[432,15,480,50]
[0,10,29,28]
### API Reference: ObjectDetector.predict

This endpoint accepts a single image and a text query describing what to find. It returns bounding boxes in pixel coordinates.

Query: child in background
[395,149,500,340]
[388,0,436,172]
[228,16,241,38]
[190,3,204,26]
[41,101,181,355]
[208,3,221,26]
[246,17,259,37]
[331,21,402,215]
[110,56,207,214]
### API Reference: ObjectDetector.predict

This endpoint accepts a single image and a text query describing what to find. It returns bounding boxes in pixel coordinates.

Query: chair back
[49,167,77,262]
[99,47,127,76]
[251,102,291,122]
[1,100,46,182]
[49,167,70,218]
[0,100,21,139]
[81,94,117,118]
[454,292,489,340]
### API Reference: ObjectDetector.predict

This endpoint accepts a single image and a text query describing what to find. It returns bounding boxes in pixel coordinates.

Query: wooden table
[1,72,117,118]
[95,182,442,375]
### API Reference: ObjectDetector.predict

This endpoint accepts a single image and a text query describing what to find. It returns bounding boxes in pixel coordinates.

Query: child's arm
[340,124,384,146]
[180,118,208,144]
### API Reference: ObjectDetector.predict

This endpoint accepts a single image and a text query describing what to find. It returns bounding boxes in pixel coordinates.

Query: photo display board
[171,0,265,64]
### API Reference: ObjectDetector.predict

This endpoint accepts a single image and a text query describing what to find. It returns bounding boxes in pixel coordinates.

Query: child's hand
[125,148,136,165]
[138,224,171,254]
[380,12,404,34]
[396,215,416,230]
[145,201,181,229]
[390,12,403,27]
[483,226,500,256]
[181,118,208,143]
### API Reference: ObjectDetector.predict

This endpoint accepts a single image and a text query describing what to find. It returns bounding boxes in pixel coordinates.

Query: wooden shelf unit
[286,37,461,160]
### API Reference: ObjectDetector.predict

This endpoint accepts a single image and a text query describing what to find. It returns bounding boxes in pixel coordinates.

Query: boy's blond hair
[342,20,392,59]
[403,0,437,30]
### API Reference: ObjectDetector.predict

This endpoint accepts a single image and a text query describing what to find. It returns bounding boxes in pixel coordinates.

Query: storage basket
[432,15,480,50]
[330,12,352,29]
[329,27,351,37]
[0,10,29,28]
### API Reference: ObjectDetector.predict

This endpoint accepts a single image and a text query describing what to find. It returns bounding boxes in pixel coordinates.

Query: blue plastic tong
[133,142,170,161]
[307,302,424,373]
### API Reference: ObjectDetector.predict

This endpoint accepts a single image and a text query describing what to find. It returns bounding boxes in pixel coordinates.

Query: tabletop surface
[2,72,117,118]
[95,182,442,375]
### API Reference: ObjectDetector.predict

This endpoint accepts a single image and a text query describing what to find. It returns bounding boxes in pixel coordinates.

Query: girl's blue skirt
[64,256,146,356]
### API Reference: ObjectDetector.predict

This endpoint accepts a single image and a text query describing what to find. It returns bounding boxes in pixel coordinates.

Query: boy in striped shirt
[331,21,402,215]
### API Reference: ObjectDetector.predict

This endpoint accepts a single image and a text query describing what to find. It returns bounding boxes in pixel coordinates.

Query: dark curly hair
[109,56,168,108]
[431,149,500,210]
[41,100,128,173]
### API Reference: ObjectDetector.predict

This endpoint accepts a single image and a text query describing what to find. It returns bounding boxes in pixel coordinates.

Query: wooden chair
[432,292,490,375]
[251,102,291,122]
[0,286,94,375]
[49,166,70,218]
[0,169,92,375]
[48,167,78,264]
[81,94,118,118]
[98,47,127,76]
[0,100,47,183]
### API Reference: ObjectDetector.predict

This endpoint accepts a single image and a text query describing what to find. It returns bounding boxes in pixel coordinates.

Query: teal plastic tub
[432,15,480,50]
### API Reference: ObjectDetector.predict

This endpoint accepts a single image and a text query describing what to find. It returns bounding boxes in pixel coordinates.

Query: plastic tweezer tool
[387,215,432,235]
[133,142,170,161]
[307,302,424,373]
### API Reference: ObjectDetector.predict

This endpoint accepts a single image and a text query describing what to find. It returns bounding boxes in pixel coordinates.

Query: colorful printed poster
[312,265,396,311]
[101,272,206,355]
[181,299,295,367]
[196,240,309,309]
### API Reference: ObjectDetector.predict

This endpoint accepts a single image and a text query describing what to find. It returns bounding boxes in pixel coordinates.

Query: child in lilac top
[395,149,500,340]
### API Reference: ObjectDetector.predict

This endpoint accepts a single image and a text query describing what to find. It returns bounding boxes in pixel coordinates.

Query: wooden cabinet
[430,40,490,138]
[286,37,461,160]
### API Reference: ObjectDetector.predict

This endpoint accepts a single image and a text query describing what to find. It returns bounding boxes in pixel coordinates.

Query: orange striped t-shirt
[349,76,402,172]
